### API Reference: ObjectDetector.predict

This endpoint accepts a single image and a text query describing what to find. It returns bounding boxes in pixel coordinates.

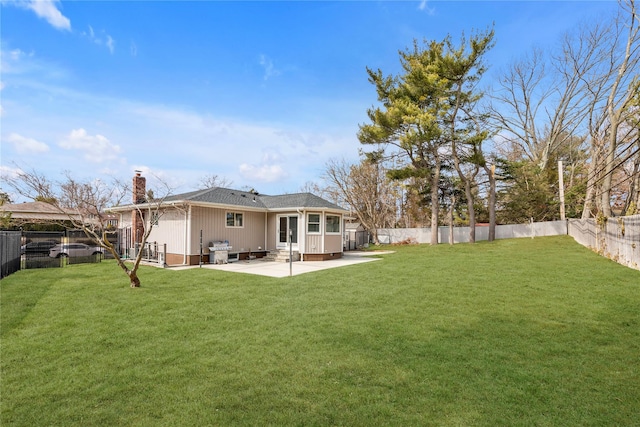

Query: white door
[277,215,298,249]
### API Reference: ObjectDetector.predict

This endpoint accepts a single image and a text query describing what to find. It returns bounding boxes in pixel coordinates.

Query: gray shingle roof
[165,187,267,208]
[259,193,345,211]
[165,187,346,211]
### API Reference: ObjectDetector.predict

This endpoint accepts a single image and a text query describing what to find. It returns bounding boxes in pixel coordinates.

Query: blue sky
[1,0,619,200]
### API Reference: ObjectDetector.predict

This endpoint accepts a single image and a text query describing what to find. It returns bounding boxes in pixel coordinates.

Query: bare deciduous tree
[323,158,397,244]
[5,167,173,287]
[199,174,233,190]
[596,0,640,216]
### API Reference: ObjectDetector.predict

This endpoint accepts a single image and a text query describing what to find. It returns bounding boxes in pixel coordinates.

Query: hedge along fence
[568,215,640,271]
[377,220,568,245]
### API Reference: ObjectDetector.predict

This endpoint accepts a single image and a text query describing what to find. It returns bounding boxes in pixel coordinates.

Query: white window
[307,213,321,233]
[325,215,341,233]
[226,212,243,228]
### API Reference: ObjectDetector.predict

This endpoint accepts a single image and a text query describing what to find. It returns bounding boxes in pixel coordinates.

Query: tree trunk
[464,180,476,244]
[582,150,599,219]
[430,156,441,245]
[485,164,497,241]
[448,195,455,245]
[600,122,620,217]
[128,271,141,288]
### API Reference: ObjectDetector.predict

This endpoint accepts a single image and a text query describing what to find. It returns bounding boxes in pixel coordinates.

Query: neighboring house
[0,201,118,229]
[109,174,349,266]
[0,201,78,224]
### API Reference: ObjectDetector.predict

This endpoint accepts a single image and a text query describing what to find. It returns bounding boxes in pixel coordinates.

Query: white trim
[225,211,244,228]
[307,212,321,234]
[276,214,299,251]
[325,214,342,235]
[184,205,191,265]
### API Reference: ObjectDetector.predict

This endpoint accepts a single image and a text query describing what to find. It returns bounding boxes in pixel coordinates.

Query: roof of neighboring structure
[1,201,65,214]
[0,201,118,223]
[136,187,347,212]
[0,201,78,222]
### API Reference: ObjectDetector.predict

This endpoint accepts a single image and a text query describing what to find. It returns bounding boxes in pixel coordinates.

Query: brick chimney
[133,172,146,204]
[132,172,146,244]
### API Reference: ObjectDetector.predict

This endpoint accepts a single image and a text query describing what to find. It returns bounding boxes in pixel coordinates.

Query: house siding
[147,208,186,255]
[119,214,132,228]
[305,234,323,254]
[267,213,277,250]
[324,234,342,253]
[190,206,266,254]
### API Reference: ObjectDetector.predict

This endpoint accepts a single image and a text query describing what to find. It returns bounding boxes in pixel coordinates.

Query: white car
[49,243,104,258]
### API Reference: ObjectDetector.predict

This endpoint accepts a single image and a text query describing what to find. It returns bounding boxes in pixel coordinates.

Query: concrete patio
[169,251,393,278]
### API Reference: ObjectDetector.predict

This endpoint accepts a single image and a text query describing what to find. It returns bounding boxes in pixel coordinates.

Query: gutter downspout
[264,211,268,253]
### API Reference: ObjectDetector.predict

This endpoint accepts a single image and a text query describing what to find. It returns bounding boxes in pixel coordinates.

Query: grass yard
[1,236,639,426]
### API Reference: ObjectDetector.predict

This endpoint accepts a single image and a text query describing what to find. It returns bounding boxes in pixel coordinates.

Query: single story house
[109,174,349,265]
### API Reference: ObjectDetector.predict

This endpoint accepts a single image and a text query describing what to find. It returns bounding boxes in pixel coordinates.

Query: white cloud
[418,0,435,15]
[106,35,115,54]
[239,163,288,183]
[8,0,71,31]
[58,128,122,163]
[1,47,71,82]
[6,133,50,154]
[82,25,116,54]
[259,54,281,81]
[130,41,138,57]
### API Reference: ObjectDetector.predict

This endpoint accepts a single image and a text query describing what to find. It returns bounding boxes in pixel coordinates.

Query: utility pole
[558,160,566,220]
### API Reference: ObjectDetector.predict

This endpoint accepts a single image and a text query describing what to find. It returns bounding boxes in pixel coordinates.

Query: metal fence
[0,230,110,278]
[1,231,22,279]
[129,241,166,265]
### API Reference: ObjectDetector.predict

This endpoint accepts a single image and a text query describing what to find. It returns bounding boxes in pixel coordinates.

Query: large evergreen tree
[358,29,494,244]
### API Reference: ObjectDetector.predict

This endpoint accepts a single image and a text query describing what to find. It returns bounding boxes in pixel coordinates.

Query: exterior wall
[147,206,267,265]
[305,234,323,254]
[189,206,266,255]
[267,213,277,250]
[147,208,187,256]
[119,213,132,228]
[303,211,344,256]
[324,234,343,253]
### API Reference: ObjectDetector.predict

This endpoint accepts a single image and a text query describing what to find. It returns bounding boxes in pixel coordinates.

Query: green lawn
[1,236,639,426]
